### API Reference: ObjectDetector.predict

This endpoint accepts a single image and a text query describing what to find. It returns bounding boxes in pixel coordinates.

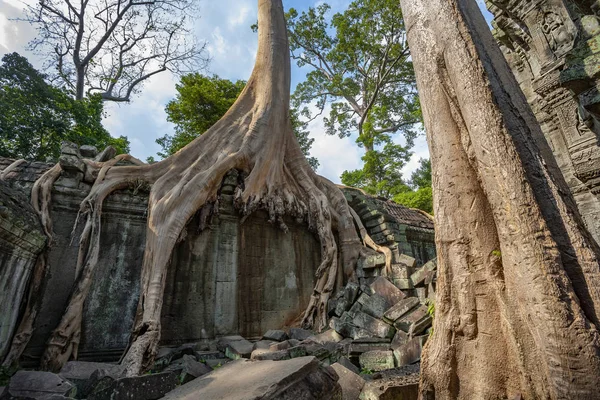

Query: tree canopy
[287,0,420,195]
[393,158,433,214]
[159,73,319,169]
[23,0,207,101]
[0,53,129,161]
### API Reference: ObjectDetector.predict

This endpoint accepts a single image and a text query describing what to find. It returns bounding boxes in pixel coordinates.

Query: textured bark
[20,0,379,376]
[400,0,600,398]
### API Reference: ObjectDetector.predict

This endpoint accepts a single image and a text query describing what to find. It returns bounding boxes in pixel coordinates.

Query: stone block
[225,339,254,359]
[165,355,212,384]
[195,350,224,361]
[162,357,341,400]
[358,252,387,269]
[392,278,413,290]
[263,329,289,342]
[390,263,412,280]
[88,372,178,400]
[290,327,313,341]
[251,349,291,361]
[5,371,76,399]
[253,340,276,350]
[369,276,405,305]
[410,259,437,287]
[205,359,231,369]
[349,341,391,357]
[394,305,430,333]
[384,297,420,322]
[357,293,390,319]
[79,145,98,158]
[359,350,395,372]
[397,254,417,268]
[415,287,429,303]
[336,356,360,375]
[269,339,300,351]
[216,335,246,352]
[393,336,427,367]
[331,362,365,400]
[352,312,394,339]
[330,317,372,340]
[59,361,124,397]
[309,329,343,344]
[390,330,410,350]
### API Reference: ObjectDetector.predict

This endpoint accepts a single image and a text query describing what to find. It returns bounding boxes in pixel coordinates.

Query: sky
[0,0,494,184]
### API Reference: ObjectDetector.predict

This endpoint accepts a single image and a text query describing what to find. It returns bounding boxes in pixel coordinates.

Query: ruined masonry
[0,144,435,374]
[487,0,600,242]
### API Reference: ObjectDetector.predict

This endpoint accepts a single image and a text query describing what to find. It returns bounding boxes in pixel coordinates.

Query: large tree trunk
[400,0,600,398]
[0,0,391,376]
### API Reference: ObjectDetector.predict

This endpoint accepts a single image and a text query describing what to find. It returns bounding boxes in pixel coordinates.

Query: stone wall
[0,152,435,366]
[486,0,600,242]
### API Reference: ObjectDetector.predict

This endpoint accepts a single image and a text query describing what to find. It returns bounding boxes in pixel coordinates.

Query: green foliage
[287,0,420,195]
[492,249,502,258]
[360,367,374,375]
[159,73,318,169]
[0,53,129,161]
[0,365,18,386]
[426,299,435,336]
[393,158,433,213]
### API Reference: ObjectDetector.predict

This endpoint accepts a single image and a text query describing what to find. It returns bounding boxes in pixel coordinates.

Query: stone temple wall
[0,149,435,366]
[486,0,600,242]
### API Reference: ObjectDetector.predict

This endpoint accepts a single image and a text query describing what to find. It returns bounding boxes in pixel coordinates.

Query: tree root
[0,159,26,180]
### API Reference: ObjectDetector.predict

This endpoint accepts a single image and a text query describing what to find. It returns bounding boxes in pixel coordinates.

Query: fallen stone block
[308,329,343,344]
[165,355,212,384]
[162,357,342,400]
[390,263,412,280]
[253,340,276,350]
[358,252,387,270]
[195,350,225,361]
[359,350,395,372]
[88,372,177,400]
[397,254,417,268]
[393,336,428,367]
[4,371,76,399]
[262,329,289,342]
[290,327,313,341]
[394,305,429,333]
[410,259,437,287]
[331,362,365,400]
[269,339,300,351]
[353,312,395,339]
[330,317,372,340]
[369,277,405,306]
[289,342,329,361]
[225,339,254,359]
[251,349,291,361]
[336,356,360,375]
[216,335,246,352]
[205,358,231,369]
[391,330,410,350]
[392,278,413,290]
[383,297,420,323]
[357,293,390,319]
[59,361,124,397]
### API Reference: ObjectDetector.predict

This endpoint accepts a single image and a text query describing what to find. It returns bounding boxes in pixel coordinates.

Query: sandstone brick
[384,297,420,322]
[352,311,394,339]
[359,350,395,372]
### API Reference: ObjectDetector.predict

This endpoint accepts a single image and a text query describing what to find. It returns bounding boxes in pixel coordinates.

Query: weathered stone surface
[396,254,416,268]
[216,335,246,352]
[162,356,342,400]
[383,297,420,323]
[390,330,409,350]
[335,282,361,316]
[262,330,289,342]
[370,277,405,306]
[336,356,360,375]
[252,340,275,350]
[393,336,427,367]
[225,339,254,359]
[409,259,437,287]
[352,312,394,339]
[394,305,429,332]
[4,371,76,399]
[290,328,313,341]
[165,355,212,384]
[357,293,390,319]
[59,361,125,396]
[330,318,372,340]
[251,349,291,361]
[359,350,395,372]
[331,362,365,400]
[79,145,99,158]
[269,339,300,351]
[392,278,413,290]
[88,372,178,400]
[195,350,224,361]
[205,359,231,369]
[309,329,343,344]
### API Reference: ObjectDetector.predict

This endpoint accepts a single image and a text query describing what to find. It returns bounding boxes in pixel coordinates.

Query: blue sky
[0,0,493,183]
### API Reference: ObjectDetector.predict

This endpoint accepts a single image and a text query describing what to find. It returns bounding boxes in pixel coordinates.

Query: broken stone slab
[226,339,254,359]
[165,355,212,384]
[269,339,301,351]
[289,327,313,341]
[59,361,125,397]
[162,357,341,400]
[410,259,438,287]
[336,356,360,375]
[331,362,365,400]
[394,305,429,333]
[87,372,178,400]
[359,350,395,372]
[308,329,343,344]
[369,277,406,306]
[205,358,231,369]
[352,312,395,339]
[216,335,246,352]
[262,329,289,342]
[330,317,372,340]
[390,330,410,350]
[383,297,420,323]
[393,336,428,367]
[4,371,76,399]
[357,293,390,319]
[408,313,432,336]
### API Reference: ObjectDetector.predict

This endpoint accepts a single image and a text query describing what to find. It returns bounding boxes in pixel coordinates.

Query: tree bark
[400,0,600,398]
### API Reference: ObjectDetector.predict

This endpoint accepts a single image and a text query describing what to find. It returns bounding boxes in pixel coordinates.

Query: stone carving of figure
[542,11,573,55]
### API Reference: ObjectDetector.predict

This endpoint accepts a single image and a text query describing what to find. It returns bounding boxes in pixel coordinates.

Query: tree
[287,0,420,193]
[0,53,129,161]
[158,73,319,169]
[23,0,207,101]
[402,0,600,397]
[3,0,386,376]
[393,158,433,213]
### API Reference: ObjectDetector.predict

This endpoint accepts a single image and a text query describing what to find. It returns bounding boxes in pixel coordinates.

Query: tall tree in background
[0,53,129,161]
[158,73,319,169]
[287,0,420,196]
[393,158,433,213]
[24,0,207,102]
[403,0,600,397]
